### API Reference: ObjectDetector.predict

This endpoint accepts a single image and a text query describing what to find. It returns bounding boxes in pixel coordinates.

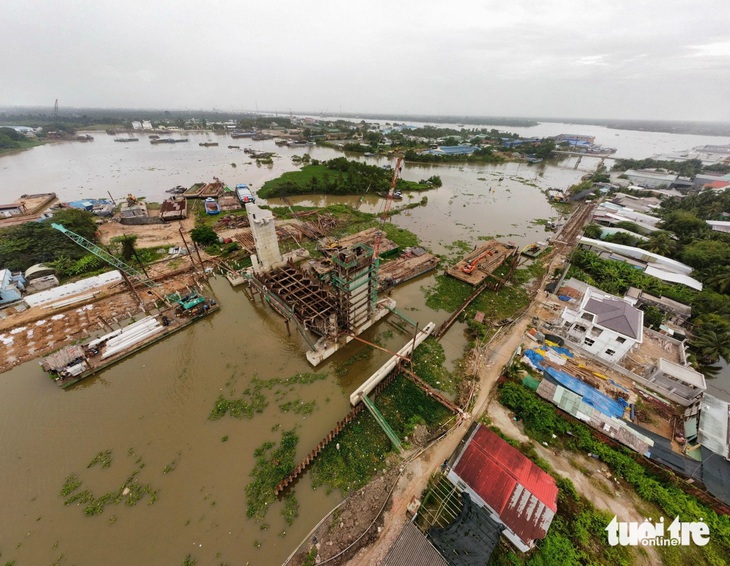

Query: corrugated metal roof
[451,426,557,547]
[643,265,703,291]
[428,493,503,566]
[698,394,730,459]
[383,521,448,566]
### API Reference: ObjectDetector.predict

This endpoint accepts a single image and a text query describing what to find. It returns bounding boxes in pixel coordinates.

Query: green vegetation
[612,157,704,179]
[426,261,544,340]
[310,342,455,494]
[404,147,505,164]
[208,389,268,420]
[259,157,433,198]
[0,127,43,153]
[0,209,98,272]
[279,399,317,415]
[87,450,113,469]
[245,429,299,521]
[497,378,730,561]
[60,453,159,517]
[282,493,299,526]
[190,224,219,246]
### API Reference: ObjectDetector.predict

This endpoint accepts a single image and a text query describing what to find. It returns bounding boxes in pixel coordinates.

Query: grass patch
[245,429,299,522]
[282,493,299,526]
[425,275,472,312]
[210,370,327,421]
[279,399,317,415]
[60,455,159,517]
[87,450,113,469]
[310,373,453,494]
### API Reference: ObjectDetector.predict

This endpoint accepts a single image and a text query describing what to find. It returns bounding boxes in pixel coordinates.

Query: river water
[0,124,727,565]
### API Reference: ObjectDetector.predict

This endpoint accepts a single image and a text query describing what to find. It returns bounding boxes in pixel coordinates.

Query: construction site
[445,240,518,287]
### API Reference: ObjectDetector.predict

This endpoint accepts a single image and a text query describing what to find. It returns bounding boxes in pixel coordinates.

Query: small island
[258,157,441,198]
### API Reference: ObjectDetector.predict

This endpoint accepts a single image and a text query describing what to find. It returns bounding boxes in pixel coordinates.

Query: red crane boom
[372,155,403,259]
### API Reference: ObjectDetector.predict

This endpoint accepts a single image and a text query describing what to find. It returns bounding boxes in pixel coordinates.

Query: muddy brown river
[0,124,727,564]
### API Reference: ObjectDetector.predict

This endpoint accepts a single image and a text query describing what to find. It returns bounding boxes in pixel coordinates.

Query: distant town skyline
[3,0,730,122]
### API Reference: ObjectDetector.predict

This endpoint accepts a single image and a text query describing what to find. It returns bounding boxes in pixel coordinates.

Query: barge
[41,292,219,389]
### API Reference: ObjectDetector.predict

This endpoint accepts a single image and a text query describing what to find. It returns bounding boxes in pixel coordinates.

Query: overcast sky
[3,0,730,121]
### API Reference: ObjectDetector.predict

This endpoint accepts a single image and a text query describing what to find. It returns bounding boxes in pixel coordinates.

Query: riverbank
[0,138,44,157]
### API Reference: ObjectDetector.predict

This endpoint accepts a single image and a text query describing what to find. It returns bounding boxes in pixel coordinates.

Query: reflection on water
[1,125,727,563]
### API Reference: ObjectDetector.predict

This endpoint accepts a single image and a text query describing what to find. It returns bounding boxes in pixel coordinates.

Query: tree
[190,225,218,246]
[690,314,730,367]
[708,266,730,294]
[641,306,664,330]
[0,209,97,271]
[640,231,677,257]
[660,211,708,244]
[681,239,730,270]
[583,224,603,240]
[110,234,138,261]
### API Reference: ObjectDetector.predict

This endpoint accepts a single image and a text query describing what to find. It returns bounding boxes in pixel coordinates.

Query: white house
[0,269,25,305]
[561,288,643,364]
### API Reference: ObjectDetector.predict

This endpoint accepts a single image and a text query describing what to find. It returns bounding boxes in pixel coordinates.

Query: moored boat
[204,197,221,215]
[41,293,219,389]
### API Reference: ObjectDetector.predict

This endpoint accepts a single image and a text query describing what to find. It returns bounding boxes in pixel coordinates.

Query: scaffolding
[330,243,378,334]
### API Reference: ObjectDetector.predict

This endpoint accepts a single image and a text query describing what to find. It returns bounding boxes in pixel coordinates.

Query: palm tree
[641,231,677,257]
[708,266,730,294]
[690,328,730,365]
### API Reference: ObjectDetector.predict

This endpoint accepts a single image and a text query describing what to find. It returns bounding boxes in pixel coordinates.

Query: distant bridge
[553,151,618,169]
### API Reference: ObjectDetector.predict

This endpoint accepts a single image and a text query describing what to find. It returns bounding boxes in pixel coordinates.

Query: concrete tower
[246,203,282,272]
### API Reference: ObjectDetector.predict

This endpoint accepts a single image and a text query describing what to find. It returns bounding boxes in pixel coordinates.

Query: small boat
[228,145,240,149]
[77,134,94,141]
[526,156,543,164]
[115,137,139,142]
[231,131,255,138]
[377,190,403,200]
[199,142,219,147]
[149,134,160,140]
[204,197,221,215]
[166,185,187,194]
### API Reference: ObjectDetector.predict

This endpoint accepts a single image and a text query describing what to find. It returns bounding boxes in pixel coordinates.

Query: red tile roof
[705,180,730,189]
[452,426,558,547]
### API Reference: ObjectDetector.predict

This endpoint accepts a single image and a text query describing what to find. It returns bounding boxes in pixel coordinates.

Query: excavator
[461,249,494,274]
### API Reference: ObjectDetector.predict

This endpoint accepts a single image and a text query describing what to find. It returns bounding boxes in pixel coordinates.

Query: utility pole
[178,226,199,273]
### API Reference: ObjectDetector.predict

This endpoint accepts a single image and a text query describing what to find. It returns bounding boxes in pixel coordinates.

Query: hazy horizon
[3,1,730,122]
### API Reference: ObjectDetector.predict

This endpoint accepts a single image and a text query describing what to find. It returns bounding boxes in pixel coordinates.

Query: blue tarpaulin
[548,345,574,358]
[523,349,546,368]
[543,366,625,419]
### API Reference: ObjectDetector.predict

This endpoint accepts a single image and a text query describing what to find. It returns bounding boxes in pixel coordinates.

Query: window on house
[616,337,626,344]
[605,349,616,356]
[584,338,595,346]
[573,324,587,333]
[590,328,603,337]
[581,313,594,321]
